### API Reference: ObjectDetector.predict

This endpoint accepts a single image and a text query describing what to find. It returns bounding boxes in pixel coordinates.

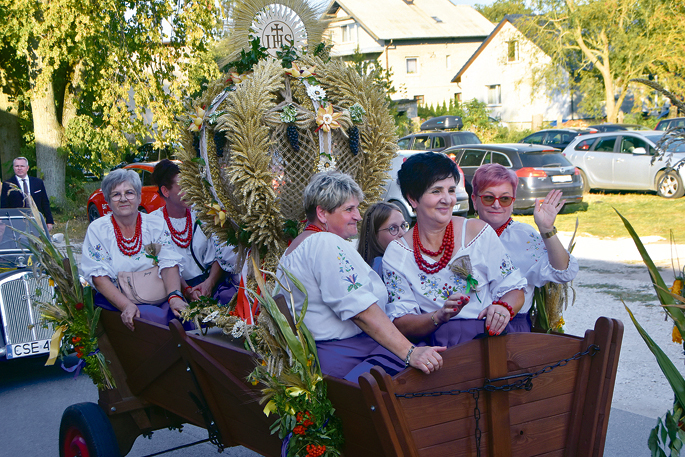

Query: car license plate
[6,339,50,359]
[551,175,572,183]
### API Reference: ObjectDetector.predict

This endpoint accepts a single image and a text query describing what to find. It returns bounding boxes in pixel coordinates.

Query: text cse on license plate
[551,175,572,183]
[6,339,50,359]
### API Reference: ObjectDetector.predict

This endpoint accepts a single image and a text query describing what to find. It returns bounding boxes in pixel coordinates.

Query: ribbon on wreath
[61,349,100,379]
[45,325,67,366]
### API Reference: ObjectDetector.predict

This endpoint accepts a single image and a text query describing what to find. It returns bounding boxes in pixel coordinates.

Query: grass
[512,191,685,241]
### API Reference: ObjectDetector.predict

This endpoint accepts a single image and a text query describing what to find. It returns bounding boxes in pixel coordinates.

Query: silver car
[382,150,469,221]
[0,209,54,360]
[562,131,685,198]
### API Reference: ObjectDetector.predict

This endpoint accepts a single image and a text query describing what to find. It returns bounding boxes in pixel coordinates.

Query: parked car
[562,131,685,198]
[382,150,470,221]
[397,116,482,152]
[87,162,167,222]
[655,117,685,131]
[446,144,584,212]
[587,123,652,133]
[519,128,596,150]
[0,208,54,360]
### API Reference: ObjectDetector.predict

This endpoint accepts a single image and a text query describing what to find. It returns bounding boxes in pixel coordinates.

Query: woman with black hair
[151,159,239,305]
[383,152,527,348]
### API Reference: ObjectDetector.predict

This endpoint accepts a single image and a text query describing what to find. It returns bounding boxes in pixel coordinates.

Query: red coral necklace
[112,213,142,256]
[495,218,513,237]
[413,220,454,274]
[163,206,192,248]
[304,224,324,233]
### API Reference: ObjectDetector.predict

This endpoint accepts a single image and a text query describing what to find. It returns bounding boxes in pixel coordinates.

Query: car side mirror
[632,147,647,155]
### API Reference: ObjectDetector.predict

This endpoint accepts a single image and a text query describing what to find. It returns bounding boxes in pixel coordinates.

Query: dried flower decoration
[349,103,366,124]
[285,63,316,79]
[315,105,341,132]
[207,203,227,227]
[280,104,298,124]
[317,155,336,172]
[144,243,161,266]
[306,84,326,101]
[188,106,205,132]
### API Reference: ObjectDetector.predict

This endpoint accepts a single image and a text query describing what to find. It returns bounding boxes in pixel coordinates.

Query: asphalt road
[0,353,658,456]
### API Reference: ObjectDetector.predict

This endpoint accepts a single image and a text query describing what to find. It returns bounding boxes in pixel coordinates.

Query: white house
[453,15,574,128]
[323,0,494,109]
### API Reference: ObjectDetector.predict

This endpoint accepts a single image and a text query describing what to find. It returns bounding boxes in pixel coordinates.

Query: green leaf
[625,304,685,411]
[616,208,685,336]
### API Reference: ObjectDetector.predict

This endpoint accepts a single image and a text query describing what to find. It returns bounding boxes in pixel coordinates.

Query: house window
[507,40,519,62]
[406,58,418,74]
[446,55,451,69]
[454,93,462,103]
[487,85,501,105]
[414,95,424,106]
[341,23,357,43]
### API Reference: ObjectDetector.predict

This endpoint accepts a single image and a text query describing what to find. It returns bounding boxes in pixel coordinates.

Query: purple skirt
[316,333,406,383]
[94,292,195,330]
[429,313,531,347]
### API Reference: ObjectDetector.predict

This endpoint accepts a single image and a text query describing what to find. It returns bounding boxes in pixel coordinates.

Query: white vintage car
[0,208,54,360]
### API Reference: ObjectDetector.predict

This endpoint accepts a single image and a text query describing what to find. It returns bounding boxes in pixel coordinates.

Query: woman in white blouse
[277,171,445,381]
[471,163,578,322]
[383,152,527,347]
[150,159,238,305]
[80,169,187,331]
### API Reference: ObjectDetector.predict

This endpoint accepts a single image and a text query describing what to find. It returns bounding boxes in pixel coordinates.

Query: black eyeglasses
[378,221,410,236]
[478,195,515,207]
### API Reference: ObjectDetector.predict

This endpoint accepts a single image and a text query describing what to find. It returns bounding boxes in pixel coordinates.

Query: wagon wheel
[59,403,120,457]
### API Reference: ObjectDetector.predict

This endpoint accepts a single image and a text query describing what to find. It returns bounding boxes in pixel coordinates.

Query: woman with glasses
[357,202,409,275]
[383,152,527,348]
[80,169,188,331]
[471,164,578,328]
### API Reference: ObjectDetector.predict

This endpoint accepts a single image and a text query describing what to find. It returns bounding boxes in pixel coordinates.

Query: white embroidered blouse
[80,213,183,288]
[277,232,388,341]
[382,219,527,321]
[499,220,578,314]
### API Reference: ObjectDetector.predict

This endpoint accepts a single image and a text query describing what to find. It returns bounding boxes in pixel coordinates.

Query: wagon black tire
[578,169,590,194]
[87,204,100,223]
[656,170,684,198]
[59,402,120,457]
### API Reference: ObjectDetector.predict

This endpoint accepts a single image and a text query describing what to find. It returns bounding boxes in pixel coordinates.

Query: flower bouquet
[246,258,343,457]
[20,200,114,389]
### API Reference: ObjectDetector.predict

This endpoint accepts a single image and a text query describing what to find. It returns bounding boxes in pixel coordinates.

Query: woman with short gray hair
[277,171,446,382]
[80,168,189,331]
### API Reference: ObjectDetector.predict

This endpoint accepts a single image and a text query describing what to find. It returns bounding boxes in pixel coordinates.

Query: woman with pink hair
[471,163,578,330]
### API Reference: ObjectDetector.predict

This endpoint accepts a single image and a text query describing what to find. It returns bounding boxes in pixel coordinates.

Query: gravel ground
[557,232,685,420]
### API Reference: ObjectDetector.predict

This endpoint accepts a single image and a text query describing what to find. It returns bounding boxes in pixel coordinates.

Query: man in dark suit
[1,157,54,231]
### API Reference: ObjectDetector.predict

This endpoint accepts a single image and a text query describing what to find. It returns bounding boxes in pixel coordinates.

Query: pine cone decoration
[348,126,360,155]
[287,124,300,151]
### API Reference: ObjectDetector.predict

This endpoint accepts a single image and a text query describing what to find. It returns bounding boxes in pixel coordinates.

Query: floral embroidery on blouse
[418,272,467,302]
[499,254,517,277]
[88,244,111,263]
[525,232,545,262]
[344,274,363,292]
[384,270,406,301]
[336,245,354,274]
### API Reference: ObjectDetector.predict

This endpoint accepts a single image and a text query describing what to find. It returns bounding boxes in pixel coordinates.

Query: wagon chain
[394,344,600,457]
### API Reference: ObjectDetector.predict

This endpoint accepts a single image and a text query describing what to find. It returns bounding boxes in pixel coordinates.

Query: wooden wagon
[58,299,623,457]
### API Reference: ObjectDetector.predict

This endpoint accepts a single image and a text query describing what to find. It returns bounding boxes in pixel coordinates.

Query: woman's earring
[323,222,329,232]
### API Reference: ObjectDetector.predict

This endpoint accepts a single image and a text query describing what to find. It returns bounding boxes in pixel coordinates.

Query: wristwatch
[541,226,557,239]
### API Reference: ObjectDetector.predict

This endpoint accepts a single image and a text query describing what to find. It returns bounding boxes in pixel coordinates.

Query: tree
[523,0,685,123]
[0,1,221,205]
[474,0,533,23]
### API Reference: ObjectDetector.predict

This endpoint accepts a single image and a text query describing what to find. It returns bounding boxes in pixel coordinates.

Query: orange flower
[316,104,341,133]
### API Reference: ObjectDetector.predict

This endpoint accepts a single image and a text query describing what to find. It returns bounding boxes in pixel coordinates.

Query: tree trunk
[0,92,22,181]
[31,80,66,206]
